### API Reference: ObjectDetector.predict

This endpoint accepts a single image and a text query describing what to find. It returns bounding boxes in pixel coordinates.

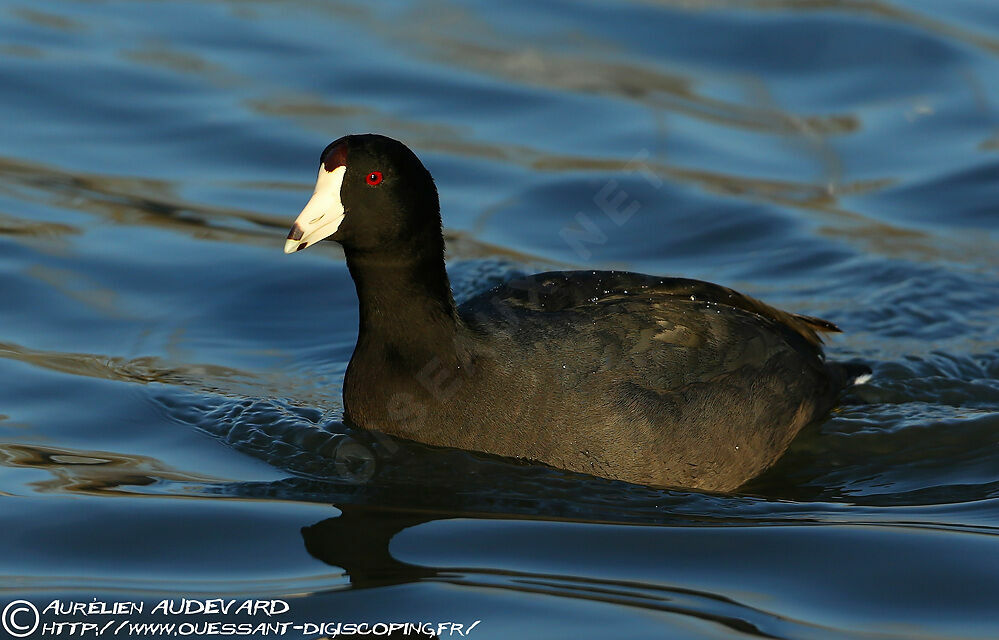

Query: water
[1,1,998,638]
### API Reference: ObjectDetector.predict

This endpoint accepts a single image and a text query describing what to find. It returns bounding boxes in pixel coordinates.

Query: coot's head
[284,134,440,254]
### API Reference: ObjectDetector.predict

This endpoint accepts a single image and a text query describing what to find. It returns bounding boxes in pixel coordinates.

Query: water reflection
[301,508,793,639]
[0,155,284,248]
[0,442,222,495]
[657,0,999,56]
[10,7,86,33]
[0,339,261,391]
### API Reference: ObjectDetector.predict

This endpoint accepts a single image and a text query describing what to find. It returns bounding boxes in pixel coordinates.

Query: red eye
[366,171,383,186]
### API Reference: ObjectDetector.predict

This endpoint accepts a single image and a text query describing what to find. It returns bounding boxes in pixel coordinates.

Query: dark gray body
[344,270,849,491]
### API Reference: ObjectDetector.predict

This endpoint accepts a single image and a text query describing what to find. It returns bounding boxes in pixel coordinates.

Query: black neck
[344,239,459,355]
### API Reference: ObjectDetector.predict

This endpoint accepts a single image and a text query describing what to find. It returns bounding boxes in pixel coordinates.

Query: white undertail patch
[852,372,873,385]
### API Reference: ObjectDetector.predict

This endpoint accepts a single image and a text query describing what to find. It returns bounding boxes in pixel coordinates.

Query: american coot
[284,134,869,492]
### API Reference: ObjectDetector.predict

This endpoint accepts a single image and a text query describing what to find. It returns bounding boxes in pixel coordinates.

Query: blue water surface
[1,1,998,638]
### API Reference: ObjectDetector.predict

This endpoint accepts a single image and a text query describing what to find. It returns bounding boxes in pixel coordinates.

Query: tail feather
[794,313,842,334]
